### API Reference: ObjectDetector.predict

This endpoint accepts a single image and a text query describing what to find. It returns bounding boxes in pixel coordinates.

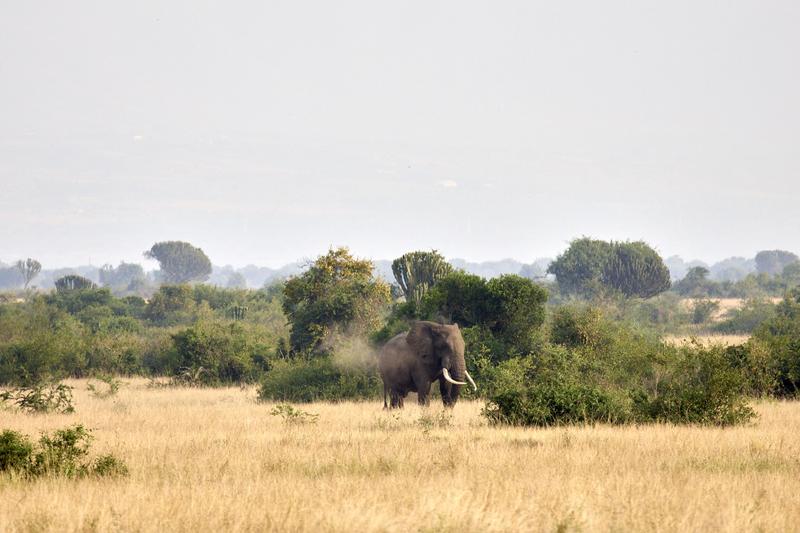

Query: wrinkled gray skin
[378,321,467,408]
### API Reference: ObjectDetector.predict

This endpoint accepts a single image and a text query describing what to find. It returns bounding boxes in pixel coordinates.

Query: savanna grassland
[1,380,799,533]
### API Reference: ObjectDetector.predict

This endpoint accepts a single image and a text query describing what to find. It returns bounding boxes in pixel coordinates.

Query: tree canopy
[547,238,670,299]
[755,250,799,276]
[282,248,391,355]
[145,241,212,284]
[421,272,547,357]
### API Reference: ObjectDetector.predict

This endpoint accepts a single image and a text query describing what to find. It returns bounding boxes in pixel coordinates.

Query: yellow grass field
[662,334,751,347]
[2,380,800,532]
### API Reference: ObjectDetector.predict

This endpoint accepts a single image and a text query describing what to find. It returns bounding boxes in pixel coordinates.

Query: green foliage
[0,425,127,479]
[673,266,712,296]
[485,275,548,354]
[547,238,613,297]
[258,357,382,402]
[282,248,391,355]
[170,321,271,384]
[0,430,34,472]
[419,272,547,360]
[691,298,720,324]
[92,454,130,477]
[484,307,754,427]
[713,299,777,334]
[391,250,453,307]
[0,284,286,383]
[269,403,319,425]
[420,271,493,326]
[47,286,111,315]
[0,382,74,414]
[749,289,800,396]
[755,250,798,276]
[547,238,670,299]
[145,240,212,284]
[604,241,671,298]
[550,305,610,349]
[635,345,756,425]
[145,285,195,325]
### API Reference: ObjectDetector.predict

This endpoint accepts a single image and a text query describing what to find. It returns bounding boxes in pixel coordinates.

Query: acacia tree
[15,258,41,289]
[282,247,391,355]
[144,241,212,284]
[391,250,453,307]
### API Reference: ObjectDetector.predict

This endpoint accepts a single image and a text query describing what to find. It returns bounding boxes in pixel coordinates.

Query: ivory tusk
[442,367,467,386]
[464,370,477,392]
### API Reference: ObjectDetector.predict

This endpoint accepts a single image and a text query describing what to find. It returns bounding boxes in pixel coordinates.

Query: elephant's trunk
[442,367,467,386]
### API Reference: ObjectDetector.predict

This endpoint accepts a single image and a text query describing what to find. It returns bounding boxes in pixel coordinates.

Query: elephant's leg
[417,380,432,406]
[439,379,455,408]
[390,389,401,409]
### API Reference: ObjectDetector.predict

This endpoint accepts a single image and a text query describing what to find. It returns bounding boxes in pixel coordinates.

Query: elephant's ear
[406,321,434,359]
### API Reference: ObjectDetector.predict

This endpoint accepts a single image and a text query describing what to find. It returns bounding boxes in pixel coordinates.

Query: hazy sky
[1,1,798,268]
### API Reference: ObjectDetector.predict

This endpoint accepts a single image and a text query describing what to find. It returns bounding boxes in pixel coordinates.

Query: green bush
[634,346,755,425]
[484,307,754,427]
[749,289,800,396]
[258,357,381,402]
[0,425,128,479]
[170,321,272,384]
[0,382,74,414]
[0,430,34,472]
[691,298,720,324]
[714,298,777,334]
[482,350,632,426]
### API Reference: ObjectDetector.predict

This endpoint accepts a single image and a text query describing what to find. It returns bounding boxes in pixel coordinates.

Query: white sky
[1,1,798,268]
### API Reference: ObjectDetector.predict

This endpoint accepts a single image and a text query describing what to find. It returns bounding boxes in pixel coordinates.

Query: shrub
[269,403,319,425]
[0,430,34,472]
[713,298,777,334]
[258,357,381,402]
[634,346,755,425]
[750,289,800,396]
[484,307,754,427]
[691,298,720,324]
[92,454,130,477]
[0,425,128,479]
[482,348,634,426]
[0,382,74,414]
[169,321,271,384]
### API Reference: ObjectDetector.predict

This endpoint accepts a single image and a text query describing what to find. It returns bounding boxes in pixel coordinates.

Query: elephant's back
[378,332,409,370]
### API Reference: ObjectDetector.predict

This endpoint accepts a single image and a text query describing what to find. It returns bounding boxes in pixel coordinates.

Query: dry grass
[2,380,800,532]
[663,334,751,347]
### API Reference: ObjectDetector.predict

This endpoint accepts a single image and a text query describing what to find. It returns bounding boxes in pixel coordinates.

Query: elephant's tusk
[464,370,477,392]
[442,368,467,386]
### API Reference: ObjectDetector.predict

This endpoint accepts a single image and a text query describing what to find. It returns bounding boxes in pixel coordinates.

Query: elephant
[378,321,477,408]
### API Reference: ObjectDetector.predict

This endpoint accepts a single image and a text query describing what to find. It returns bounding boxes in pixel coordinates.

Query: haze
[1,1,798,268]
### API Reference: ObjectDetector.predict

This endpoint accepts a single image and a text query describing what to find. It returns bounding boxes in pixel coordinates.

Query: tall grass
[1,379,798,532]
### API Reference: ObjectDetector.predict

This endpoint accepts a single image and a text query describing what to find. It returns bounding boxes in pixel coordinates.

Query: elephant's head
[407,321,477,404]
